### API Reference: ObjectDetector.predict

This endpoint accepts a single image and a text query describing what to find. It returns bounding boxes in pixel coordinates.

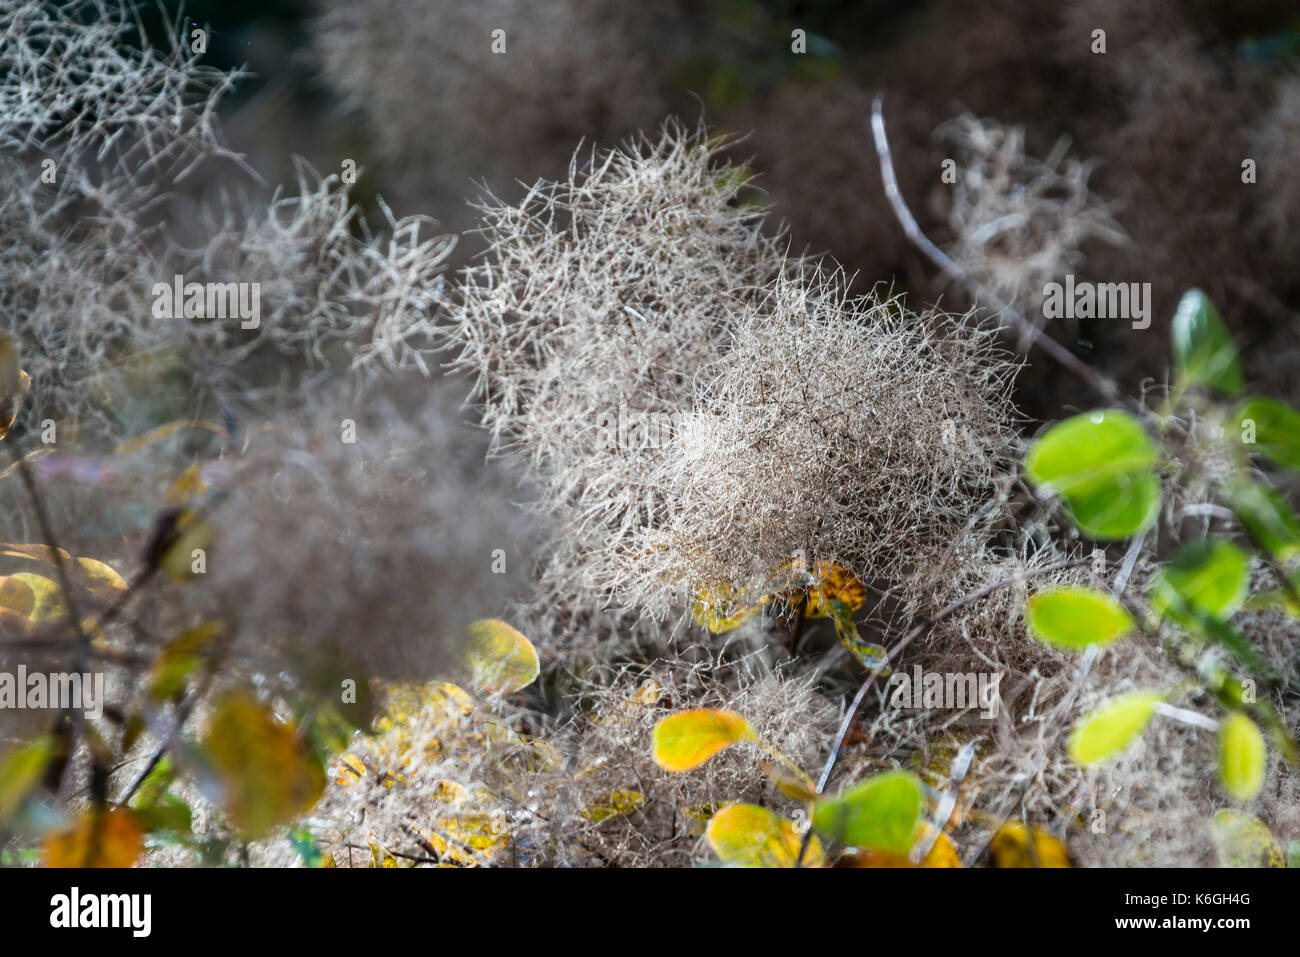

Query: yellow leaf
[691,583,761,634]
[990,821,1072,868]
[202,691,326,838]
[465,619,539,694]
[919,828,963,867]
[705,803,825,868]
[835,828,960,868]
[1218,713,1267,802]
[759,761,818,802]
[679,802,721,836]
[0,575,36,617]
[332,753,367,786]
[45,808,144,868]
[375,681,473,733]
[1211,809,1285,867]
[163,463,209,506]
[76,558,128,602]
[9,572,65,624]
[579,789,645,822]
[804,562,868,617]
[368,842,401,868]
[0,331,30,440]
[1,543,71,564]
[422,814,507,866]
[652,708,756,772]
[160,509,212,582]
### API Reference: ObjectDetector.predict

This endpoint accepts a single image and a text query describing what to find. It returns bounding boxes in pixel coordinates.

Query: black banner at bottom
[0,867,1284,945]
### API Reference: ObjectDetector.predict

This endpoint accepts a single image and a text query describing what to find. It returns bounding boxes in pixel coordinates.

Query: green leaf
[812,770,924,853]
[1218,713,1267,802]
[148,621,223,701]
[133,794,193,835]
[651,709,756,772]
[1224,478,1300,560]
[465,619,539,694]
[1287,840,1300,869]
[1026,586,1135,650]
[1171,289,1243,395]
[127,755,194,835]
[1211,809,1285,867]
[289,827,325,868]
[1149,539,1250,626]
[1067,692,1161,766]
[1234,397,1300,472]
[706,803,825,868]
[1024,410,1161,540]
[0,736,54,824]
[1193,613,1281,682]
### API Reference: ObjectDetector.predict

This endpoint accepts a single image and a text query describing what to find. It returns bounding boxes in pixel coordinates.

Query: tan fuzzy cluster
[312,0,672,222]
[629,272,1017,614]
[0,0,452,438]
[445,123,1017,622]
[935,113,1129,338]
[166,384,538,689]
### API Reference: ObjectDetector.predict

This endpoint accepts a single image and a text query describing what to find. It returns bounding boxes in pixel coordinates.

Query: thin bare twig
[870,96,1141,418]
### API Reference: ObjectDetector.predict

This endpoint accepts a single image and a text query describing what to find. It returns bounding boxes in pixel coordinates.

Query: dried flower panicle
[445,122,1017,622]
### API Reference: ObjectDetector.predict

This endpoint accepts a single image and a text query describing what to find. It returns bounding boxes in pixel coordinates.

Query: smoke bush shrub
[445,123,1016,621]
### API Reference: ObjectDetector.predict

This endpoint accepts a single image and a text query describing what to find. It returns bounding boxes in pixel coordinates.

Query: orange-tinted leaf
[45,808,144,868]
[652,709,756,772]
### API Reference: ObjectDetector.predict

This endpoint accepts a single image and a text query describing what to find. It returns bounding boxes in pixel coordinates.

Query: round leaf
[1149,538,1250,625]
[44,808,144,868]
[0,575,36,617]
[1025,410,1161,540]
[9,572,65,624]
[1067,691,1161,766]
[465,619,539,694]
[1026,586,1135,650]
[1224,478,1300,560]
[1171,288,1243,395]
[1218,713,1267,802]
[989,821,1073,868]
[0,735,55,824]
[812,770,924,853]
[1234,397,1300,472]
[1210,809,1284,867]
[705,803,824,868]
[201,691,326,838]
[651,708,756,772]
